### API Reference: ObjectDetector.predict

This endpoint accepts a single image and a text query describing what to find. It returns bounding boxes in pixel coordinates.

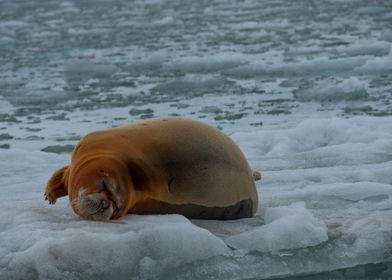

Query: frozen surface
[1,0,392,279]
[226,202,328,252]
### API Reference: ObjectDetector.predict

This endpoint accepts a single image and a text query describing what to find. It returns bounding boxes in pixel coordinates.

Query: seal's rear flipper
[252,171,262,181]
[45,165,70,204]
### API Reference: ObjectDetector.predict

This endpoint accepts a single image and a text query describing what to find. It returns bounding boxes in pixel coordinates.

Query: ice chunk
[355,46,392,74]
[381,31,392,42]
[124,52,167,76]
[226,202,328,252]
[59,1,80,13]
[0,213,228,279]
[224,56,368,78]
[154,16,175,25]
[166,54,247,74]
[344,211,392,262]
[0,20,29,29]
[305,182,392,203]
[232,117,392,158]
[150,75,235,97]
[271,182,392,212]
[343,41,391,57]
[0,97,13,114]
[294,77,369,102]
[64,60,117,78]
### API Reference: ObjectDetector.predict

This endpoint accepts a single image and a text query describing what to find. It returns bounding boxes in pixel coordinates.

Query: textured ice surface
[1,0,392,279]
[1,205,228,279]
[295,77,369,102]
[1,117,391,279]
[226,202,328,252]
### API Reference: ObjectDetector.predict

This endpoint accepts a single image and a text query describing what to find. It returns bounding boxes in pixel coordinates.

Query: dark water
[1,0,392,117]
[277,262,392,280]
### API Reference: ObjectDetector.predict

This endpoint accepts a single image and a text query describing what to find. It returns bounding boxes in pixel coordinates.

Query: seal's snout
[76,191,114,221]
[92,196,111,213]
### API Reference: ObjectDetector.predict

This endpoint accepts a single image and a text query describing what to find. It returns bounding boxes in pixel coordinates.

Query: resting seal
[45,117,260,221]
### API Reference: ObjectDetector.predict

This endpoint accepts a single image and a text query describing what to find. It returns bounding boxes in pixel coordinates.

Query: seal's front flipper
[45,165,69,204]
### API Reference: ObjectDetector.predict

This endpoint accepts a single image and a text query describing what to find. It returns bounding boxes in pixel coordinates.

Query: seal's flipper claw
[44,192,57,204]
[47,196,56,205]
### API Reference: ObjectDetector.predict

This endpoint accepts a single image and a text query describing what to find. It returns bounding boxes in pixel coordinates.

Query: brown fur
[45,117,260,220]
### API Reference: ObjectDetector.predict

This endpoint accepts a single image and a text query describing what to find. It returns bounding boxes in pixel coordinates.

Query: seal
[44,117,260,221]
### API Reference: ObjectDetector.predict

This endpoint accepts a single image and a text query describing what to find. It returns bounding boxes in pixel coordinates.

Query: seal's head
[69,156,131,221]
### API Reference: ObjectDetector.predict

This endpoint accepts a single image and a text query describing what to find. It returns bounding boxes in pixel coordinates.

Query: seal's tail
[252,171,262,181]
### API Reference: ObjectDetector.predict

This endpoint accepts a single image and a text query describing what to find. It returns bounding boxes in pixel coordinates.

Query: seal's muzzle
[75,190,114,221]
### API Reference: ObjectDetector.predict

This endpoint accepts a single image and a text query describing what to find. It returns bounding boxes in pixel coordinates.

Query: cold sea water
[0,0,391,279]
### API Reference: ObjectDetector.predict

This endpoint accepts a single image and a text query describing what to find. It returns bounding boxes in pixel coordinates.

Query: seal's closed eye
[100,178,116,205]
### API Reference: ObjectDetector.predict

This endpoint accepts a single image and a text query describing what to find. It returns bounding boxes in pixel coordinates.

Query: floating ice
[124,53,167,77]
[226,202,328,252]
[0,183,228,279]
[64,60,117,79]
[166,54,248,74]
[0,97,13,114]
[59,1,80,13]
[154,16,175,25]
[150,75,235,97]
[355,46,392,74]
[232,117,392,158]
[338,41,391,57]
[381,31,392,42]
[294,77,369,102]
[224,56,369,78]
[0,20,29,28]
[293,182,392,203]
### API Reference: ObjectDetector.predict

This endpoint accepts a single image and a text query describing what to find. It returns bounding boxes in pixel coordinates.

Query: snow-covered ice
[1,0,392,279]
[226,202,329,252]
[1,116,391,279]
